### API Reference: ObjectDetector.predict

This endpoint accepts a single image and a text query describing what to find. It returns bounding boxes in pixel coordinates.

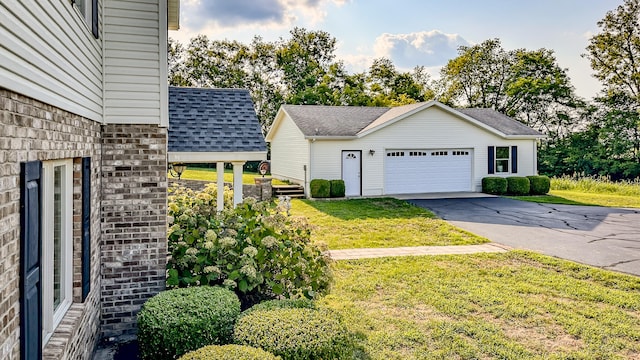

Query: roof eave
[168,151,268,163]
[503,134,547,140]
[304,135,359,140]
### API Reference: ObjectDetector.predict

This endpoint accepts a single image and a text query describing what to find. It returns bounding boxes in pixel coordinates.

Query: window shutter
[487,146,495,174]
[92,0,99,39]
[82,157,91,301]
[20,161,42,360]
[511,146,518,173]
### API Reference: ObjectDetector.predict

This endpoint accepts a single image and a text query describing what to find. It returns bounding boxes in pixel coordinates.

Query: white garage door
[384,149,472,194]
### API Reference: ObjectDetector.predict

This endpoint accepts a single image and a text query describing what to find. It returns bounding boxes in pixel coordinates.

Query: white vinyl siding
[103,0,167,126]
[0,0,102,121]
[269,114,309,185]
[308,107,537,195]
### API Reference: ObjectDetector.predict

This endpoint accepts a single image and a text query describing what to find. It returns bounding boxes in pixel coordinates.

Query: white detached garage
[266,101,544,197]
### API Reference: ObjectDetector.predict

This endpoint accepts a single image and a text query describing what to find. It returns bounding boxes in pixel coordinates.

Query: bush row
[310,179,345,198]
[482,175,550,195]
[139,288,353,360]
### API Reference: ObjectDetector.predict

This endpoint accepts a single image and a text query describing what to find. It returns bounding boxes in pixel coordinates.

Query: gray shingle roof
[282,105,389,137]
[280,102,543,138]
[169,87,266,152]
[457,108,543,136]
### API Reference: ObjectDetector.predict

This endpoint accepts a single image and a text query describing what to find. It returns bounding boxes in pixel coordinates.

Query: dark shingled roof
[457,108,543,136]
[282,105,389,137]
[168,87,266,152]
[280,102,543,138]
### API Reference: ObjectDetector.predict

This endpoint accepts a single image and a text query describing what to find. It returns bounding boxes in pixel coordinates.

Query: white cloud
[178,0,346,36]
[373,30,470,68]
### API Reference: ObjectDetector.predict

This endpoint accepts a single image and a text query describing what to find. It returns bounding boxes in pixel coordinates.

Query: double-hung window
[42,160,73,344]
[495,146,510,173]
[488,146,518,174]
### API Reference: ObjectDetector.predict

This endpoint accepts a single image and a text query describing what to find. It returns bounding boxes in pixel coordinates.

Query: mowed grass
[291,198,488,249]
[511,177,640,208]
[172,167,288,185]
[320,251,640,360]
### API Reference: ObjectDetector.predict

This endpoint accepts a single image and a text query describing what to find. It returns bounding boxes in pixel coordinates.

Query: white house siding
[103,0,168,126]
[309,107,537,196]
[0,0,103,121]
[269,113,309,185]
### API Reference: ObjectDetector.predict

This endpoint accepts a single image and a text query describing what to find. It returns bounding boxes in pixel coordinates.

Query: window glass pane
[53,166,62,311]
[496,160,509,173]
[496,146,510,159]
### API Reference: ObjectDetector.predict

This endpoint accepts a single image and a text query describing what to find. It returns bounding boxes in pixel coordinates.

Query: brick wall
[0,88,102,360]
[100,124,167,340]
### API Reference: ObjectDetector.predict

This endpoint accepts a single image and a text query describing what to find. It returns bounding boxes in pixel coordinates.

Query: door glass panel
[53,165,62,311]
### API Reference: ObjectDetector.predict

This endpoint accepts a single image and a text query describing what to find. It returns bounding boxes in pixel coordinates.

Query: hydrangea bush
[167,183,332,307]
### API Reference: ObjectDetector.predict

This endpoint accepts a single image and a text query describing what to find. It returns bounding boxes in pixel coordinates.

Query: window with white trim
[72,0,91,24]
[71,0,98,38]
[42,160,73,344]
[495,146,510,173]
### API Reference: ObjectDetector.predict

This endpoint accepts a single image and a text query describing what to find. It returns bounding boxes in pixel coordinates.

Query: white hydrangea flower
[262,236,277,248]
[205,229,217,242]
[243,246,258,257]
[240,265,257,279]
[185,248,198,256]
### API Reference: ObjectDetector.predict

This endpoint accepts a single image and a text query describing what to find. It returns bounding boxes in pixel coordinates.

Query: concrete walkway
[328,243,508,260]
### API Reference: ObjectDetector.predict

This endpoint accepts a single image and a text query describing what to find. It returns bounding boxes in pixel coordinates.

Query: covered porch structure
[168,86,267,210]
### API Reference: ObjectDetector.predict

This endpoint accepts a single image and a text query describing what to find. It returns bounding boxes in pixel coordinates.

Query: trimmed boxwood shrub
[482,177,508,195]
[138,286,241,360]
[234,308,354,360]
[506,176,531,196]
[310,179,330,198]
[329,179,346,198]
[242,298,316,317]
[179,345,281,360]
[527,175,551,195]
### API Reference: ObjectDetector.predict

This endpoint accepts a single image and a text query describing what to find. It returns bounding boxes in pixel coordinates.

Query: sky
[169,0,625,100]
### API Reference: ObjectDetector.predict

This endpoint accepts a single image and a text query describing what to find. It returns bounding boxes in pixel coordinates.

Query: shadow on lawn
[300,197,435,221]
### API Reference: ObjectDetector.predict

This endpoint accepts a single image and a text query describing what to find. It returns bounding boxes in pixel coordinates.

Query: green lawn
[172,167,288,185]
[508,177,640,208]
[291,198,488,249]
[320,251,640,359]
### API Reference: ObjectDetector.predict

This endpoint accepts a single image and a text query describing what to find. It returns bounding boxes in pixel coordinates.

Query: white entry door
[342,151,361,196]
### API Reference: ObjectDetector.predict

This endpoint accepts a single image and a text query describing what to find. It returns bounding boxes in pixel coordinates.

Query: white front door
[342,150,361,196]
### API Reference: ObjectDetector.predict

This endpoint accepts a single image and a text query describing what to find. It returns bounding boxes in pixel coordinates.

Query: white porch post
[216,161,225,212]
[232,161,246,207]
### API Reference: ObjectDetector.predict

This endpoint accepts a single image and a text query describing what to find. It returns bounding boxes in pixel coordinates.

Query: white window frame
[72,0,92,27]
[42,159,73,345]
[495,146,510,174]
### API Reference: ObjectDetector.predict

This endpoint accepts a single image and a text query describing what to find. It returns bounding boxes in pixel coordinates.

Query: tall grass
[551,175,640,196]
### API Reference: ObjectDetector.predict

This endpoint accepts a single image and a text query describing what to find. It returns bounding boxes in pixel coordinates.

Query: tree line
[169,0,640,180]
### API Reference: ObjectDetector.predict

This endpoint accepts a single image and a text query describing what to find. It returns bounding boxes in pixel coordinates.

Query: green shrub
[310,179,330,198]
[242,298,316,317]
[234,308,355,360]
[482,177,508,195]
[137,286,241,360]
[179,345,281,360]
[329,180,346,198]
[507,176,531,196]
[527,175,551,195]
[167,184,332,308]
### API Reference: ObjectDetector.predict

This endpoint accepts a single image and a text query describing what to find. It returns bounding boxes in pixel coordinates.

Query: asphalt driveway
[409,197,640,276]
